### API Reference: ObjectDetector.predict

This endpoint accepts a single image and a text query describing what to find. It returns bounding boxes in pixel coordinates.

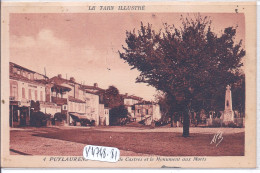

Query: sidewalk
[94,126,245,134]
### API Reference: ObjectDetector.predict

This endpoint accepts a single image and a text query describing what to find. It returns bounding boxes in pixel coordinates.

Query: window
[11,85,18,99]
[78,104,81,111]
[138,109,140,113]
[146,109,149,115]
[35,90,38,101]
[28,89,31,99]
[40,91,43,101]
[22,88,26,99]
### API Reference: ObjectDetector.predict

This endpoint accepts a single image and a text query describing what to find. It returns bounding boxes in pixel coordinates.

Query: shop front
[9,98,31,127]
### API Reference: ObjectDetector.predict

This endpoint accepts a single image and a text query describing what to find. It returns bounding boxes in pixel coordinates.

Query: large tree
[103,85,123,108]
[119,15,245,137]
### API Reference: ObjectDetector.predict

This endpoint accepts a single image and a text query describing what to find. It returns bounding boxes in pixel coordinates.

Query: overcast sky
[10,13,245,101]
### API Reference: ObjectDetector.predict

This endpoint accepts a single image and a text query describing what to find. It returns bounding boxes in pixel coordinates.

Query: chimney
[58,74,62,78]
[94,83,98,88]
[125,93,128,97]
[70,77,75,83]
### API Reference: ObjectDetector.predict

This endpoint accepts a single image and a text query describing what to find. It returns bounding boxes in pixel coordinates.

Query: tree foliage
[119,14,245,136]
[103,85,123,108]
[109,105,129,126]
[119,14,245,113]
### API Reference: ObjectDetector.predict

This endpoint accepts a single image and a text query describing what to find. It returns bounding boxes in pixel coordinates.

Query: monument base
[223,110,234,125]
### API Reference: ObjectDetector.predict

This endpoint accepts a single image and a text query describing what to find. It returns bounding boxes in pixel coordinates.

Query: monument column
[223,85,234,124]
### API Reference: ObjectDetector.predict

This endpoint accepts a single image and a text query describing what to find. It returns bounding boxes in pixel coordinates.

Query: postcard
[1,1,257,168]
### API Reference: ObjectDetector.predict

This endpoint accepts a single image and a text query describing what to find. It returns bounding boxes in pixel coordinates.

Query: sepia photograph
[1,1,257,168]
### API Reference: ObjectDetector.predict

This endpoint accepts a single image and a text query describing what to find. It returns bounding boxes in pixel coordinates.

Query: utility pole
[44,67,47,80]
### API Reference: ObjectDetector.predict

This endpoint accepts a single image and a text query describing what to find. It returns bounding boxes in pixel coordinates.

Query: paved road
[10,126,244,156]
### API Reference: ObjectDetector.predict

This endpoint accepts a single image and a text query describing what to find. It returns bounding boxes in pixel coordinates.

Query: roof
[34,79,49,84]
[49,76,74,85]
[82,85,105,92]
[50,76,90,92]
[68,96,85,103]
[84,89,99,95]
[10,73,46,86]
[10,62,48,79]
[121,94,143,101]
[52,84,72,92]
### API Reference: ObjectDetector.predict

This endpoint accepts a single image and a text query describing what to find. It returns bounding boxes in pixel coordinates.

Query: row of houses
[9,62,162,127]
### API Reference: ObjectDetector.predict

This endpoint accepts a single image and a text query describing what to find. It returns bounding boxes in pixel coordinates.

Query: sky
[10,13,245,101]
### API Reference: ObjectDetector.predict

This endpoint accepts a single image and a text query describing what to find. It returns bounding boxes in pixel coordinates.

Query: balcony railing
[51,96,67,105]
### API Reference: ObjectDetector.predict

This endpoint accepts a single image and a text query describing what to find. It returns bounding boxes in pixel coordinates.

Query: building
[121,93,143,117]
[9,62,58,127]
[50,77,109,126]
[49,75,87,125]
[82,83,105,103]
[9,62,139,127]
[104,107,110,125]
[98,104,105,125]
[84,89,100,126]
[134,101,162,125]
[83,84,109,126]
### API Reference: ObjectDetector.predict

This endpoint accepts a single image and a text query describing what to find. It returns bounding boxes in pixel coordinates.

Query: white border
[1,0,259,171]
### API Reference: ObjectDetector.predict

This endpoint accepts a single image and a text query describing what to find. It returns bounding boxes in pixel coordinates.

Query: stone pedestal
[223,110,234,123]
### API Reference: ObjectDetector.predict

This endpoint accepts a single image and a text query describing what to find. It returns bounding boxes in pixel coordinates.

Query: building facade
[134,102,162,125]
[122,93,143,117]
[49,75,87,125]
[9,62,51,127]
[84,91,100,125]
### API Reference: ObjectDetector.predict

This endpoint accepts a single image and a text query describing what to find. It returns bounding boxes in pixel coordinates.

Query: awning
[69,112,94,121]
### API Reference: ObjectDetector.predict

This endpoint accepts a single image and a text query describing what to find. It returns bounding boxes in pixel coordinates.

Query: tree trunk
[182,108,190,137]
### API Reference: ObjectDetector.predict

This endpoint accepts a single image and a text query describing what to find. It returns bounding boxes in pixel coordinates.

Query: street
[10,126,245,156]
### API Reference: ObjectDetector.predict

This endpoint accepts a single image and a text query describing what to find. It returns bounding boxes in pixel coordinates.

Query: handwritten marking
[210,131,223,147]
[83,145,120,162]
